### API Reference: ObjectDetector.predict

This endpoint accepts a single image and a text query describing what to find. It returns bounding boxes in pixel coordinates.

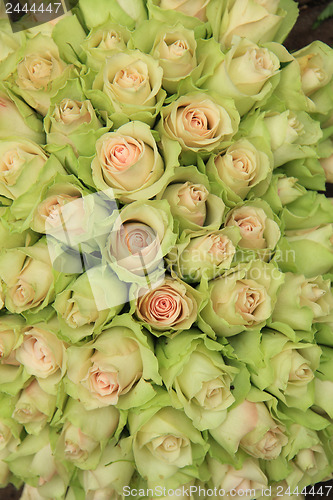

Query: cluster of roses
[0,0,333,499]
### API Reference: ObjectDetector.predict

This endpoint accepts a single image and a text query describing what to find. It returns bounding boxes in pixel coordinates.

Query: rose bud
[10,33,72,115]
[225,201,281,256]
[55,398,120,470]
[0,240,57,314]
[199,260,284,337]
[91,49,165,126]
[135,277,200,334]
[54,267,128,343]
[207,457,268,500]
[159,93,239,152]
[15,319,66,395]
[0,85,45,143]
[157,330,237,430]
[159,166,225,233]
[65,317,160,410]
[12,380,57,435]
[251,330,321,411]
[272,273,333,331]
[202,38,280,115]
[295,41,333,97]
[212,0,289,49]
[45,96,103,157]
[81,21,130,71]
[106,199,176,284]
[91,122,165,202]
[129,403,208,487]
[0,138,48,200]
[151,26,197,93]
[206,137,272,201]
[210,399,287,460]
[169,227,239,283]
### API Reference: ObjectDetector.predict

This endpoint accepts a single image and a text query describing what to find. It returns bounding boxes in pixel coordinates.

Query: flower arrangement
[0,1,333,499]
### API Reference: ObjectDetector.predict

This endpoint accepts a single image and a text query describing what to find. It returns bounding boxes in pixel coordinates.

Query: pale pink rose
[162,94,239,152]
[92,123,164,200]
[162,182,209,226]
[135,278,197,330]
[15,326,65,380]
[108,222,159,275]
[79,334,143,407]
[225,205,280,252]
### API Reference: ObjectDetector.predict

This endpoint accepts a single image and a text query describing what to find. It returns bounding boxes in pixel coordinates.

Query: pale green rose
[159,166,225,233]
[225,200,281,258]
[0,239,57,315]
[157,330,237,430]
[295,42,333,101]
[12,380,57,435]
[0,315,24,362]
[281,191,333,231]
[54,267,128,343]
[0,138,48,200]
[276,177,305,205]
[129,394,208,488]
[0,208,37,250]
[18,439,69,500]
[0,393,22,452]
[91,122,178,203]
[105,199,177,285]
[7,174,89,235]
[81,21,130,71]
[89,50,165,127]
[199,37,281,116]
[0,316,30,396]
[206,137,273,203]
[281,424,331,490]
[143,22,198,94]
[15,317,66,395]
[0,20,25,80]
[210,397,287,460]
[167,227,240,283]
[0,85,44,143]
[263,109,322,167]
[272,273,333,330]
[8,34,73,115]
[44,79,105,157]
[78,0,147,30]
[65,315,161,410]
[206,456,268,500]
[55,398,120,470]
[207,0,298,49]
[134,276,202,335]
[199,260,284,337]
[251,330,321,411]
[158,92,239,153]
[256,174,306,214]
[148,0,209,22]
[284,225,333,277]
[80,438,134,497]
[6,427,69,492]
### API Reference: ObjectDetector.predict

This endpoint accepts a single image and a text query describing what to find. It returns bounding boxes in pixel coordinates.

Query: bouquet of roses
[0,0,333,499]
